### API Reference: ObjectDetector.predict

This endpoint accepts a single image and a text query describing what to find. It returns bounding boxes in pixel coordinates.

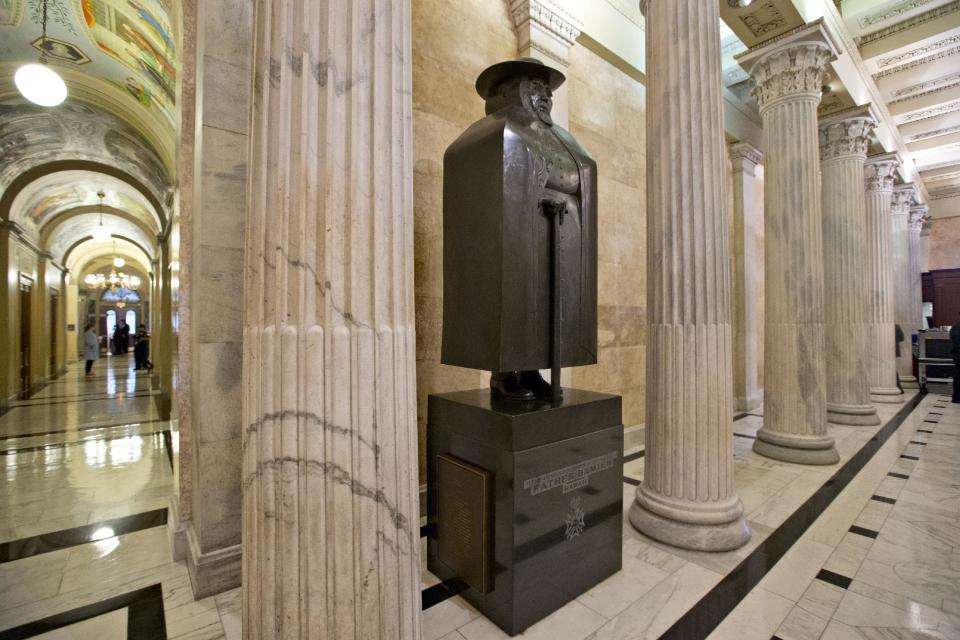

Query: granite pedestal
[427,388,623,636]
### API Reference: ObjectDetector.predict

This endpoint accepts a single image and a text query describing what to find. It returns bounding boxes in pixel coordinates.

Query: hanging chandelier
[89,190,111,241]
[83,241,141,294]
[14,0,67,107]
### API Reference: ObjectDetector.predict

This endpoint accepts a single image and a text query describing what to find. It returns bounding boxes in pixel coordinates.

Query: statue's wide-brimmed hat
[475,57,566,99]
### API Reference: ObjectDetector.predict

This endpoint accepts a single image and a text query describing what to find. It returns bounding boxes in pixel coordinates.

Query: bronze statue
[442,58,597,401]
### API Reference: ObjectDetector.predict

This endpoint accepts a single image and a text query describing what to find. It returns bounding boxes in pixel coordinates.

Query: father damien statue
[442,58,598,400]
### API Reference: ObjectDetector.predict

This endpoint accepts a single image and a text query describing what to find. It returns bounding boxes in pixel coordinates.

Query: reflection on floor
[2,358,957,639]
[0,357,237,639]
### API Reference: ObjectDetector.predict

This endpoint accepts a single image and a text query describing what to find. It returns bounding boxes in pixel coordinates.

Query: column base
[628,496,751,552]
[753,429,839,465]
[826,402,881,426]
[899,375,919,389]
[871,386,905,404]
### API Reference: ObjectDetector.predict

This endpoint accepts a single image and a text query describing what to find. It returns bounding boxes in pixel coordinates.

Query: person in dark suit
[134,324,152,370]
[895,324,905,393]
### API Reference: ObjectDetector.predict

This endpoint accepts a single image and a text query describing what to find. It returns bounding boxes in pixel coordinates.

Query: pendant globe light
[14,0,67,107]
[90,190,111,241]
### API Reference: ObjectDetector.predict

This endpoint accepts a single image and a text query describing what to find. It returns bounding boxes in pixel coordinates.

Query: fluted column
[242,1,421,638]
[908,205,927,333]
[863,154,902,402]
[819,108,880,426]
[736,21,840,464]
[729,142,764,413]
[630,0,750,552]
[893,184,918,388]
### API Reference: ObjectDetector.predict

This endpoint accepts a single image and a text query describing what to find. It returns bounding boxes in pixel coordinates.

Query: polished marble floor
[0,357,237,639]
[2,358,957,639]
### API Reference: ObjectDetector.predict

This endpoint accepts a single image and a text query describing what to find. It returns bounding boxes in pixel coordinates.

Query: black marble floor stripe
[871,494,896,505]
[909,440,928,445]
[888,472,910,479]
[0,418,169,441]
[923,420,939,424]
[623,476,641,486]
[816,569,853,590]
[0,430,170,456]
[917,429,934,434]
[623,449,645,463]
[733,413,749,422]
[421,578,467,611]
[8,391,155,408]
[0,583,165,640]
[900,454,919,460]
[733,433,757,440]
[660,391,923,640]
[0,509,167,563]
[849,525,879,539]
[930,412,943,416]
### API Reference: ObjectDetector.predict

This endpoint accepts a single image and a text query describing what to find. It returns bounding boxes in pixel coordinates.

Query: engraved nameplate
[436,454,493,593]
[522,451,618,496]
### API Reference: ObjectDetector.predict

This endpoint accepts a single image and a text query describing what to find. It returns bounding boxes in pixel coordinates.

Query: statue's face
[527,79,554,126]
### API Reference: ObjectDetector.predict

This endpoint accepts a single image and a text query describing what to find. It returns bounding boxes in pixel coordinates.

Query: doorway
[19,276,32,398]
[50,292,59,376]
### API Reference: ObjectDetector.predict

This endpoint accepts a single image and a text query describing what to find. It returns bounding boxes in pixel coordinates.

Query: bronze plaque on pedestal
[436,453,493,593]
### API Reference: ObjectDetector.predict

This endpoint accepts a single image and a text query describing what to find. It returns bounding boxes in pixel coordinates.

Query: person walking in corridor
[134,324,152,370]
[83,324,99,376]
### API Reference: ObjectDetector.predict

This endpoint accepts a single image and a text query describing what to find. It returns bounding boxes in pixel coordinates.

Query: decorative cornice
[891,71,960,101]
[859,1,960,45]
[819,118,875,161]
[864,157,900,192]
[930,186,960,199]
[510,0,582,66]
[745,43,833,113]
[874,43,960,77]
[899,99,960,123]
[858,0,939,28]
[904,124,960,143]
[925,169,960,182]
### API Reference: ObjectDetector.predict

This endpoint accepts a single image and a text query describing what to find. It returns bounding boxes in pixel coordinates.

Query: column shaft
[630,0,750,552]
[863,157,901,401]
[729,142,764,413]
[738,24,839,464]
[908,206,927,332]
[819,111,880,426]
[893,185,917,388]
[242,1,421,638]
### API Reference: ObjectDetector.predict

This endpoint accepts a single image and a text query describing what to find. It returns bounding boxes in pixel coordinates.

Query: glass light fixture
[113,256,125,268]
[15,0,67,107]
[90,190,111,241]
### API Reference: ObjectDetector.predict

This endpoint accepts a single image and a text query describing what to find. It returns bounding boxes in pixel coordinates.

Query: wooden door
[50,293,58,375]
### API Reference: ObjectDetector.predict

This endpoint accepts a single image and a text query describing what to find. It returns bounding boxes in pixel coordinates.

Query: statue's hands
[540,195,568,224]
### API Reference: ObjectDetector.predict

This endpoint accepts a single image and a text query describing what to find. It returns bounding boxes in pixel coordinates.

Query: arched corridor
[1,0,960,638]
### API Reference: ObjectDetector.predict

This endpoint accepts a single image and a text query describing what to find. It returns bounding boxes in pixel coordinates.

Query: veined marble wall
[411,0,649,483]
[929,215,960,271]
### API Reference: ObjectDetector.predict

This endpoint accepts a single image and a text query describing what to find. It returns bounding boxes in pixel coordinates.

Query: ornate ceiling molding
[899,99,960,122]
[858,0,941,29]
[891,71,960,101]
[929,185,960,198]
[904,124,960,142]
[509,0,582,66]
[876,35,960,69]
[859,1,960,45]
[918,158,960,170]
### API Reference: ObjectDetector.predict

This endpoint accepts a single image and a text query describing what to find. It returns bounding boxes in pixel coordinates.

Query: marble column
[909,205,928,332]
[863,154,902,402]
[509,0,582,128]
[729,142,764,413]
[736,21,839,464]
[242,0,421,638]
[892,184,918,388]
[819,108,880,426]
[630,0,750,552]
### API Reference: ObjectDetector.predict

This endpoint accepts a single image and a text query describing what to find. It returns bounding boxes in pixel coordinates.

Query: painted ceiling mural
[9,169,160,238]
[0,99,169,203]
[0,0,177,141]
[46,212,153,262]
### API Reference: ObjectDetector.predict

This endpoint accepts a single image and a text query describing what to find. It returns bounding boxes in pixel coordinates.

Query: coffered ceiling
[842,0,960,208]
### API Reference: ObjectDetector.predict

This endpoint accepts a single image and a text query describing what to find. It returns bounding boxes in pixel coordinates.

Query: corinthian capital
[909,204,929,229]
[735,20,839,115]
[892,183,918,213]
[819,108,875,161]
[864,154,898,193]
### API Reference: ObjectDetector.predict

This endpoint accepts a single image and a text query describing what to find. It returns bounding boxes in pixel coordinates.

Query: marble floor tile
[458,600,606,640]
[757,537,834,602]
[822,531,873,578]
[33,609,127,640]
[795,579,846,622]
[576,554,669,619]
[706,586,793,640]
[423,595,482,640]
[771,604,829,640]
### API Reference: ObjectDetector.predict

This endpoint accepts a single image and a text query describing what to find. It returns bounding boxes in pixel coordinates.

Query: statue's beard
[535,105,554,126]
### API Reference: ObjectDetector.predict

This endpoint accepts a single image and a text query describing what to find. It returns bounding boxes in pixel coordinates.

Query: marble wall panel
[929,216,960,271]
